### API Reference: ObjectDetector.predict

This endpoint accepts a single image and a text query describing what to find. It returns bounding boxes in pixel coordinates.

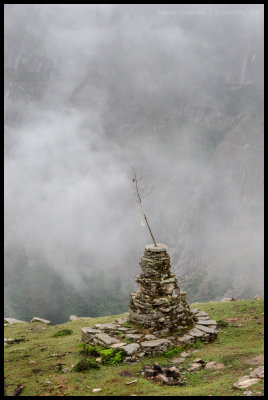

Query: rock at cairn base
[129,244,194,334]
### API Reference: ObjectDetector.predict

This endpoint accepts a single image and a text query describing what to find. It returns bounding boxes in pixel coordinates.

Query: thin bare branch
[130,167,157,247]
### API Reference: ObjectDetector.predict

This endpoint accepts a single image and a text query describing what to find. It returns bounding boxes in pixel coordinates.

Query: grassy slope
[4,299,264,396]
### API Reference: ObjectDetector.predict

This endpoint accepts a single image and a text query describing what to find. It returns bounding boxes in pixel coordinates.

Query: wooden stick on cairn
[131,167,157,247]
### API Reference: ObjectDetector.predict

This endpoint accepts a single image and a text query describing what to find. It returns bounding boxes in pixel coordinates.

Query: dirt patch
[30,324,46,332]
[226,318,239,323]
[119,370,137,377]
[245,354,264,365]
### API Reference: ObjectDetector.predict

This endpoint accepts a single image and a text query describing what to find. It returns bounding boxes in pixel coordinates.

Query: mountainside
[4,299,264,396]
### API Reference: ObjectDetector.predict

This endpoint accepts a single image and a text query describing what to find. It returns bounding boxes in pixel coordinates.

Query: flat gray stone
[94,323,117,330]
[81,327,102,335]
[177,334,194,344]
[195,324,218,334]
[144,334,156,340]
[125,334,143,340]
[188,362,203,372]
[196,319,217,326]
[123,343,140,355]
[195,311,208,317]
[110,342,127,349]
[94,333,120,346]
[4,318,26,324]
[233,376,260,389]
[188,328,205,337]
[191,308,200,314]
[250,366,264,379]
[31,317,51,325]
[141,338,171,348]
[205,361,224,370]
[145,243,168,252]
[116,327,129,332]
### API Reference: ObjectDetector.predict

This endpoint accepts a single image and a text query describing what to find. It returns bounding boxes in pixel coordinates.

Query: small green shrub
[115,330,125,338]
[123,321,133,328]
[98,347,125,365]
[52,329,73,337]
[73,358,100,372]
[192,338,203,349]
[81,344,100,357]
[164,345,186,357]
[77,344,125,365]
[216,320,229,328]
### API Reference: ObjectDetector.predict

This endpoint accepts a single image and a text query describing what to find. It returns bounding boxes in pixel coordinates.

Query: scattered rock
[92,388,102,392]
[4,318,26,324]
[249,366,264,379]
[233,376,260,389]
[4,338,15,343]
[171,357,185,365]
[243,390,254,396]
[167,366,180,378]
[221,297,236,302]
[142,368,155,378]
[69,315,91,321]
[187,362,204,372]
[181,351,191,358]
[125,380,138,385]
[31,317,51,325]
[245,355,264,365]
[29,360,36,364]
[156,374,170,384]
[205,361,224,370]
[95,357,102,364]
[44,379,51,384]
[62,368,71,373]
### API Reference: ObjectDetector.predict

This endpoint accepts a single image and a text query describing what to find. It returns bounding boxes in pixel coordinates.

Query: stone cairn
[129,243,194,335]
[81,244,218,363]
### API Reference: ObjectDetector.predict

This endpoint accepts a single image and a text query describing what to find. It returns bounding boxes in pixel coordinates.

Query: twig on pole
[131,168,157,247]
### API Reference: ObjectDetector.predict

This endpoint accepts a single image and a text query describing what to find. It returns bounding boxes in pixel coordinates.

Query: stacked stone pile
[80,244,218,361]
[129,244,194,334]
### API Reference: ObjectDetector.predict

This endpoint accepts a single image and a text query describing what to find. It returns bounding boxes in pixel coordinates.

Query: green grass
[4,299,264,396]
[52,329,73,338]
